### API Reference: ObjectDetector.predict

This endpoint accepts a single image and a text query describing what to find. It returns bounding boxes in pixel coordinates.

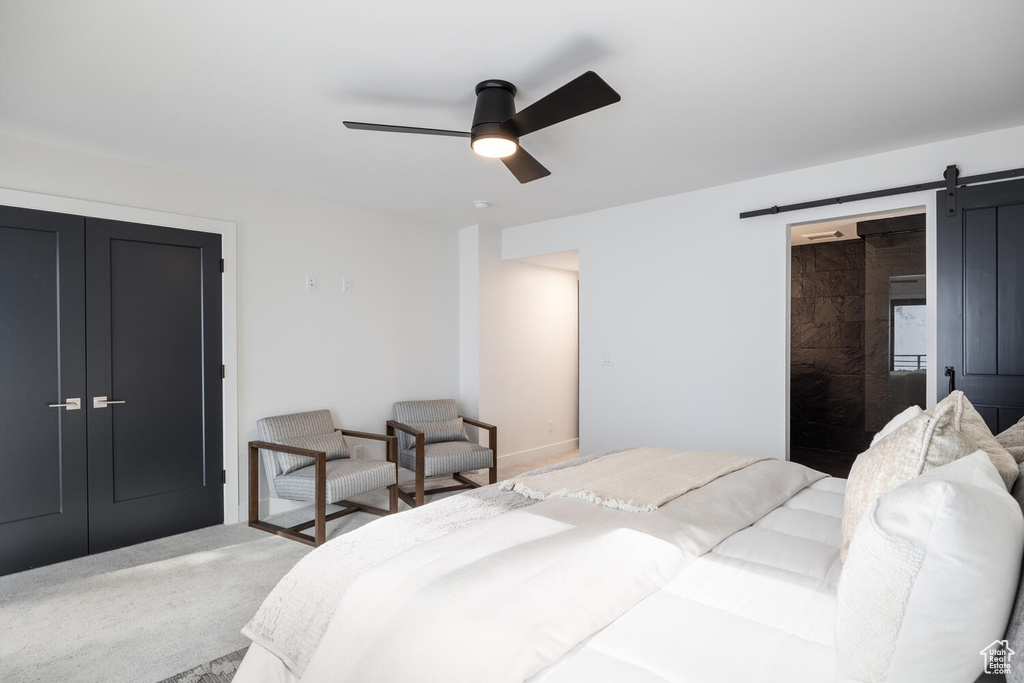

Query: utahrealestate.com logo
[981,640,1015,675]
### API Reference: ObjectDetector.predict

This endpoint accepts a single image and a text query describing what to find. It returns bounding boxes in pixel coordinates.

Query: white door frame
[0,187,240,523]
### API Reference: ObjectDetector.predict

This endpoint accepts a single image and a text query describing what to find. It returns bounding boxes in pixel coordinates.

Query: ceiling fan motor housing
[471,80,518,146]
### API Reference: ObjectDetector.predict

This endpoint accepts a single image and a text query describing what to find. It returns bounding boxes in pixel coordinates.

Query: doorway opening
[496,249,580,474]
[789,210,926,477]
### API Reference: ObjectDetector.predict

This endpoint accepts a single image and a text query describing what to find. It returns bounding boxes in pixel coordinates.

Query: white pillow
[837,452,1024,683]
[870,405,923,447]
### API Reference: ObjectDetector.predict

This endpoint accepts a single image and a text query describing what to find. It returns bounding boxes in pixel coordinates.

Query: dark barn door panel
[0,207,88,575]
[938,179,1024,431]
[85,218,223,552]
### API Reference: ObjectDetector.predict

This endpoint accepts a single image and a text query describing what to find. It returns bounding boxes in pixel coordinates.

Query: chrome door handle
[48,398,81,410]
[93,396,126,409]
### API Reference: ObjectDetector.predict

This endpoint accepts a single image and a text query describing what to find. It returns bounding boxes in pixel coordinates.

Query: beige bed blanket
[499,446,767,511]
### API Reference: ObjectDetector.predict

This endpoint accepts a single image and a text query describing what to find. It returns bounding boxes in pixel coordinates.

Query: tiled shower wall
[791,240,868,454]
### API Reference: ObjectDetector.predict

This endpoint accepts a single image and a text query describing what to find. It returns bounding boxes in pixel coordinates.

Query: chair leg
[389,483,398,513]
[314,456,326,546]
[414,437,426,507]
[488,428,498,485]
[248,444,261,526]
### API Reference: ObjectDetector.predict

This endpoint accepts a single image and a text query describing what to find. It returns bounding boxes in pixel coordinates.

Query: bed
[234,448,842,683]
[235,405,1024,683]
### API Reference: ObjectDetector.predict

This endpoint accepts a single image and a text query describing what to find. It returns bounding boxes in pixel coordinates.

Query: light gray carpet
[0,452,578,683]
[0,516,365,683]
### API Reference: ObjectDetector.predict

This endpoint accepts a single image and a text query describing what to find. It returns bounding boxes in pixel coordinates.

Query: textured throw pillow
[408,417,469,446]
[942,391,1018,490]
[841,397,975,562]
[1002,461,1024,683]
[870,405,924,447]
[998,416,1024,464]
[836,452,1024,683]
[273,431,350,475]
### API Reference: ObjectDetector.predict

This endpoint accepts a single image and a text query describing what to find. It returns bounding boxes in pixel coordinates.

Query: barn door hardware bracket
[944,165,959,217]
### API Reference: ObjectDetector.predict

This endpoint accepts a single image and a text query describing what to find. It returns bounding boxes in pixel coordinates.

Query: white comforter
[236,457,825,683]
[528,477,846,683]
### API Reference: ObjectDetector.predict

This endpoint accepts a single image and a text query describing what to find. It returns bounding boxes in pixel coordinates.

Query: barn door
[937,178,1024,432]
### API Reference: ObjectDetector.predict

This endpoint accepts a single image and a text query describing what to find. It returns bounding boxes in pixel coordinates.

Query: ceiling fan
[343,71,621,184]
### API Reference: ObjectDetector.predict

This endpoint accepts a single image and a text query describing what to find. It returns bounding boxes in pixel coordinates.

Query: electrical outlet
[353,445,364,458]
[341,277,351,293]
[305,274,317,291]
[601,352,613,366]
[547,420,554,433]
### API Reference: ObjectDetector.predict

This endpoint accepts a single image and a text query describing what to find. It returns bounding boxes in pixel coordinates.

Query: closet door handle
[48,398,81,410]
[944,367,956,394]
[93,396,126,409]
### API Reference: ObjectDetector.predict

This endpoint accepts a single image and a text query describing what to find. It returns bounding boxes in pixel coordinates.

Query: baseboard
[498,438,579,468]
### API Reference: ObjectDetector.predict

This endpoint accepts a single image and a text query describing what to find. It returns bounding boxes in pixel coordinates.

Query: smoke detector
[473,200,490,209]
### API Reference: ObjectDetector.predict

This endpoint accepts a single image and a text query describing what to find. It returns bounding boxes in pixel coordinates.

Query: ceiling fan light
[472,136,517,158]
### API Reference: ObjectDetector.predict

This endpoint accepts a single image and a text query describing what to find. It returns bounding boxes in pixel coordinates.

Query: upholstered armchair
[387,399,497,507]
[248,409,398,546]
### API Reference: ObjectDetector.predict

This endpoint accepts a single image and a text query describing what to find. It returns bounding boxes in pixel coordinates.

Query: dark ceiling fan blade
[343,121,471,138]
[501,146,551,184]
[503,71,620,138]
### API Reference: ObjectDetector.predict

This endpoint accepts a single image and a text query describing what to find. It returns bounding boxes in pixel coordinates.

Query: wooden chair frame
[248,429,398,547]
[386,416,497,507]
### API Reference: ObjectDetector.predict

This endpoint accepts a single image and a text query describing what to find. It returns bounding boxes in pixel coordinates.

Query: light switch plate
[305,274,317,291]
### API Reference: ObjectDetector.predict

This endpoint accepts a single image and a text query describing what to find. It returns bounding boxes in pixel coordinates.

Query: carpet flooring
[0,451,577,683]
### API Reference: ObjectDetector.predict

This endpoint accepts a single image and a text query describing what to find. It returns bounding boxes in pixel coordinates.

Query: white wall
[461,225,579,462]
[501,124,1024,460]
[0,134,460,520]
[458,225,481,421]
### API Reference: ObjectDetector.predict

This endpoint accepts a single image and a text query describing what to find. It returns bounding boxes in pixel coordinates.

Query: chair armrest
[248,440,329,545]
[460,416,496,431]
[338,428,395,443]
[248,440,326,461]
[461,416,497,459]
[338,429,399,464]
[386,420,424,439]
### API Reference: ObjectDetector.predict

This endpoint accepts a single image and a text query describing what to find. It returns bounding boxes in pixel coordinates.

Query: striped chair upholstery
[275,459,397,503]
[249,409,399,546]
[389,399,497,507]
[257,410,343,495]
[393,399,460,451]
[399,441,493,477]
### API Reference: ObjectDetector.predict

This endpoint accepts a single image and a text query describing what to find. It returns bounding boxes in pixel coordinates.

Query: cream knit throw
[498,446,767,512]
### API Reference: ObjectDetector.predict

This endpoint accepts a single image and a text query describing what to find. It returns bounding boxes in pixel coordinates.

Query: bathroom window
[891,298,926,371]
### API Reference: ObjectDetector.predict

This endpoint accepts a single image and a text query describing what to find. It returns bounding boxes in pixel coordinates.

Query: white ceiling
[2,1,1023,230]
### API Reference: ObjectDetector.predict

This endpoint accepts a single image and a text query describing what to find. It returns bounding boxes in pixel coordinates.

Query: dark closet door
[0,207,88,575]
[85,218,223,552]
[937,179,1024,432]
